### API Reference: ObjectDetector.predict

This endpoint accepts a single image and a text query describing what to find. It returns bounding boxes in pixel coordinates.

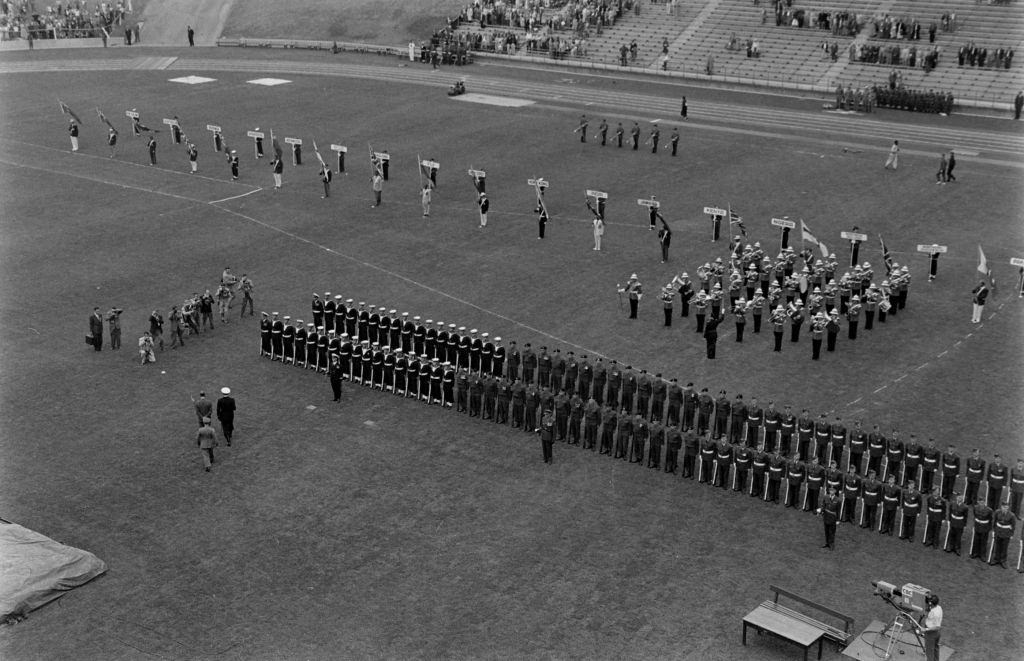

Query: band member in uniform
[620,274,643,319]
[614,122,624,148]
[630,122,640,150]
[598,119,608,146]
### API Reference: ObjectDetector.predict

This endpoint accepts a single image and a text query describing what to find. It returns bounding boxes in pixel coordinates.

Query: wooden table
[743,604,825,660]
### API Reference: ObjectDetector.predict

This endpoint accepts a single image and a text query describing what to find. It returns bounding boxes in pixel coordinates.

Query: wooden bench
[742,585,855,660]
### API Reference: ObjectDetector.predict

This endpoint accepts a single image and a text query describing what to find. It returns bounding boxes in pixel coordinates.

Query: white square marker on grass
[247,78,292,86]
[168,76,217,84]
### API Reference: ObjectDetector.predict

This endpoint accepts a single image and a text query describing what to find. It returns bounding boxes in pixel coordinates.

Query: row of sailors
[684,439,1018,566]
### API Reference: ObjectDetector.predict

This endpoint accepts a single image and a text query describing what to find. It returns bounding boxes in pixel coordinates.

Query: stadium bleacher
[452,0,1024,106]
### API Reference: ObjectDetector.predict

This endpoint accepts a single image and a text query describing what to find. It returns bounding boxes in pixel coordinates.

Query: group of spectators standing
[1,0,131,41]
[957,42,1014,69]
[873,84,954,115]
[88,268,255,364]
[850,42,942,73]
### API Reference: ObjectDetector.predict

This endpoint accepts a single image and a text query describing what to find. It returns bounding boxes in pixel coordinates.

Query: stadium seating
[451,0,1024,105]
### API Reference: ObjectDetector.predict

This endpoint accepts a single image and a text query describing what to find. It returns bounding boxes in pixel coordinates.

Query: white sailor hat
[426,319,434,324]
[437,320,444,326]
[449,323,456,329]
[458,326,466,332]
[801,266,809,273]
[325,291,332,297]
[379,306,387,311]
[272,311,279,315]
[482,332,489,338]
[284,315,291,320]
[313,293,320,298]
[413,316,421,321]
[470,328,478,334]
[347,299,354,304]
[221,387,231,395]
[358,301,366,306]
[317,325,324,331]
[372,342,379,348]
[341,333,349,339]
[334,294,343,300]
[328,330,336,335]
[389,309,397,315]
[421,353,429,359]
[401,311,408,316]
[494,336,501,342]
[307,322,315,327]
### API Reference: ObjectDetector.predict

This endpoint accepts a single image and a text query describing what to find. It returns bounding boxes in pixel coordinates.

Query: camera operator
[919,594,942,661]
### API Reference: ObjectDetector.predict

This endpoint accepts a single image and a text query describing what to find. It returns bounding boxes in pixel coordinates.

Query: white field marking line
[209,188,263,204]
[0,158,208,205]
[954,340,962,346]
[915,363,929,371]
[873,385,887,393]
[848,397,863,406]
[937,351,948,357]
[2,138,257,189]
[894,374,907,383]
[209,205,612,358]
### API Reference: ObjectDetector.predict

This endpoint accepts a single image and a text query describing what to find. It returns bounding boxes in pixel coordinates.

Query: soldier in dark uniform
[751,444,768,496]
[818,487,841,550]
[969,500,994,561]
[345,300,358,338]
[406,354,420,398]
[922,487,947,549]
[728,394,746,444]
[734,443,752,491]
[447,325,460,369]
[389,311,402,351]
[376,309,391,349]
[598,405,616,454]
[945,493,969,555]
[592,358,607,406]
[481,333,495,375]
[838,466,861,523]
[986,455,1008,510]
[745,397,763,448]
[311,294,324,329]
[525,383,540,432]
[259,312,272,357]
[491,337,507,378]
[328,330,341,371]
[454,367,469,411]
[409,316,423,355]
[867,425,886,477]
[630,122,640,150]
[899,481,922,542]
[495,376,511,423]
[614,412,632,460]
[767,451,786,503]
[786,455,806,508]
[860,470,881,529]
[468,372,483,416]
[712,390,730,440]
[699,435,717,484]
[643,417,659,469]
[880,475,901,535]
[804,457,825,511]
[582,398,600,449]
[649,124,660,154]
[271,313,284,360]
[457,328,472,372]
[940,445,960,500]
[664,425,682,473]
[669,127,679,156]
[614,122,624,147]
[648,374,665,423]
[848,420,867,474]
[598,119,608,146]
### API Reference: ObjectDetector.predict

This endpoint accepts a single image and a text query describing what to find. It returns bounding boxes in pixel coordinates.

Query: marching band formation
[258,293,1023,571]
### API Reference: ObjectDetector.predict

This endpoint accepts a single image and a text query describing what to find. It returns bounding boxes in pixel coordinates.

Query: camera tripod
[878,597,924,660]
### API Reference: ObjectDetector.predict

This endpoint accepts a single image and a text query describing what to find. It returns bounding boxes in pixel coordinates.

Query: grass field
[0,46,1023,660]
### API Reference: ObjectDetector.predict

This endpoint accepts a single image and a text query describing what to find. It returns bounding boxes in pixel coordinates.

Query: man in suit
[88,307,104,350]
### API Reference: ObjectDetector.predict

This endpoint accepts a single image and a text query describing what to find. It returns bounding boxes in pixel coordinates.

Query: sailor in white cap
[333,294,345,333]
[387,309,400,349]
[424,319,437,359]
[305,323,319,371]
[323,292,335,333]
[282,316,295,364]
[412,316,425,355]
[293,320,307,367]
[271,312,284,360]
[399,312,413,352]
[480,332,494,374]
[312,293,325,329]
[435,321,449,363]
[457,326,469,369]
[469,329,482,373]
[491,336,505,377]
[217,387,236,445]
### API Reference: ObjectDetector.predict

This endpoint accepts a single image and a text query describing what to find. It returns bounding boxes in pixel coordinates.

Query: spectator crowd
[1,0,132,40]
